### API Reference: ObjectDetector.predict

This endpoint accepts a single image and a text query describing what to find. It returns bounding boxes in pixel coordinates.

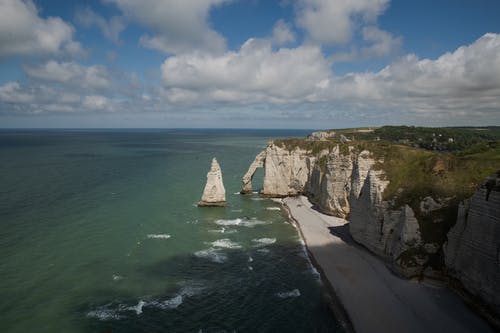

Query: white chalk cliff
[241,150,266,194]
[444,172,500,318]
[198,158,226,207]
[242,139,500,320]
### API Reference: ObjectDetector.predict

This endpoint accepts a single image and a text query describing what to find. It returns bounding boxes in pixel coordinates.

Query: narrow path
[284,196,493,333]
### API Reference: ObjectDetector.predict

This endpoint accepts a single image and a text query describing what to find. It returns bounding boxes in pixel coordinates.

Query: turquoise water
[0,129,342,332]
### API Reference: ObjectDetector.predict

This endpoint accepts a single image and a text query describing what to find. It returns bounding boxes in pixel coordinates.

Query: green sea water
[0,129,342,332]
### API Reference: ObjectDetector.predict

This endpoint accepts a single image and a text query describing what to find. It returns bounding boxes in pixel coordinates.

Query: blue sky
[0,0,499,128]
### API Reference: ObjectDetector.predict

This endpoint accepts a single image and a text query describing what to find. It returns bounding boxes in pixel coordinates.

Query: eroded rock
[198,158,226,207]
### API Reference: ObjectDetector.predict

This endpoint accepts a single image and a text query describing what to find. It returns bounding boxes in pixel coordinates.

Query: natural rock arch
[241,150,266,194]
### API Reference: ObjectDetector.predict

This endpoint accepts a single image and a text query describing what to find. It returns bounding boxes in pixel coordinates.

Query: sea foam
[208,227,237,234]
[252,238,276,246]
[87,306,123,320]
[147,234,171,239]
[276,289,301,298]
[215,218,269,228]
[194,248,228,263]
[210,239,242,249]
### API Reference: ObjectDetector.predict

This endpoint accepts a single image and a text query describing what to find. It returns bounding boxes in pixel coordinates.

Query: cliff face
[261,144,318,196]
[242,137,499,320]
[308,146,354,218]
[349,168,425,277]
[242,142,498,283]
[444,172,500,317]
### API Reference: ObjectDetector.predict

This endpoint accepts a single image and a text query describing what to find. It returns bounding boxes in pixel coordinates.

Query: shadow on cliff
[76,243,343,333]
[327,224,355,245]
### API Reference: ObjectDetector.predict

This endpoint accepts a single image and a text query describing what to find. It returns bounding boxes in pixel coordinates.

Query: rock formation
[198,158,226,207]
[261,143,316,196]
[444,172,500,317]
[306,130,335,141]
[303,146,354,218]
[241,150,266,194]
[241,140,498,281]
[349,168,425,277]
[242,136,500,317]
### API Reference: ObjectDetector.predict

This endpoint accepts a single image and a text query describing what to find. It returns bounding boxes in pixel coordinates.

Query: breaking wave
[147,234,171,239]
[194,248,228,263]
[276,289,301,298]
[252,238,276,246]
[215,218,269,228]
[209,239,242,249]
[208,227,237,234]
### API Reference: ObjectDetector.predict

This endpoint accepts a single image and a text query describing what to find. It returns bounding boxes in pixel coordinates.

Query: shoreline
[281,195,493,333]
[281,199,355,333]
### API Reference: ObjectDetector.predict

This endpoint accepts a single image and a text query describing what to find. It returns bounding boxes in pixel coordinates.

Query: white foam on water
[210,239,242,249]
[147,234,171,239]
[149,282,206,310]
[309,265,321,281]
[256,248,270,254]
[215,218,269,228]
[151,295,184,310]
[208,227,237,234]
[271,198,283,203]
[87,305,123,321]
[266,207,281,211]
[276,289,301,298]
[250,197,265,201]
[248,256,253,262]
[127,300,146,315]
[248,266,253,271]
[194,248,228,263]
[178,284,206,297]
[252,238,276,246]
[233,192,241,195]
[186,219,199,224]
[112,274,123,281]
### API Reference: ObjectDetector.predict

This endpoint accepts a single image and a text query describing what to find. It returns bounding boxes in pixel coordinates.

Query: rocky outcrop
[444,172,500,317]
[241,140,497,283]
[198,158,226,207]
[307,146,354,218]
[306,130,335,141]
[261,143,318,196]
[349,169,425,277]
[241,150,266,194]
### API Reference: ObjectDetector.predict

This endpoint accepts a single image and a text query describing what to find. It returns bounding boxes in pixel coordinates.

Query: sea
[0,129,343,332]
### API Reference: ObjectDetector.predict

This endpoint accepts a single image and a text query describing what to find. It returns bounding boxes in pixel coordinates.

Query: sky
[0,0,499,129]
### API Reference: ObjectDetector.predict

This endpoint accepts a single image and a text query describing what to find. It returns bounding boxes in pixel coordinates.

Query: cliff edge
[241,127,499,321]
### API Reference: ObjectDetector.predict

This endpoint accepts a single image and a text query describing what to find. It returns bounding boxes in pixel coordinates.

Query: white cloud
[360,26,401,57]
[0,0,82,58]
[1,34,499,126]
[296,0,389,45]
[106,0,229,54]
[271,19,296,45]
[83,95,113,111]
[161,38,331,104]
[0,82,34,103]
[75,7,125,44]
[327,33,500,119]
[160,33,500,122]
[24,60,111,90]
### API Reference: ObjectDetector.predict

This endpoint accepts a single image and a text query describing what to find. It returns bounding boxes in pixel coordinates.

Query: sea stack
[198,158,226,207]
